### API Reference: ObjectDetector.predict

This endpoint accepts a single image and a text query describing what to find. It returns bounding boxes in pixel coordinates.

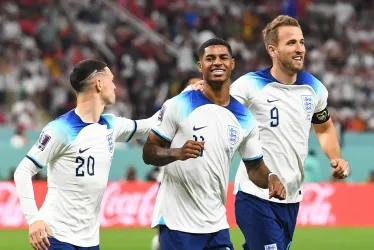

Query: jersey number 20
[270,107,279,127]
[76,156,95,176]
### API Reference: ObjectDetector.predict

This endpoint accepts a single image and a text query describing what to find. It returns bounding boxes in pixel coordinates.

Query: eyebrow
[205,53,230,57]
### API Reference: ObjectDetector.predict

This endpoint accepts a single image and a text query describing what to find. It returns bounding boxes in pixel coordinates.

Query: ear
[94,79,102,93]
[231,58,235,70]
[267,45,277,58]
[197,60,203,72]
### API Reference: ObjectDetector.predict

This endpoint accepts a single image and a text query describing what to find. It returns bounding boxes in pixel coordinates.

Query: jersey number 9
[76,156,95,176]
[270,107,279,127]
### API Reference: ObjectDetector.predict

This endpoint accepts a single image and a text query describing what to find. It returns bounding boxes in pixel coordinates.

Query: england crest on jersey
[301,95,314,113]
[228,125,239,145]
[107,133,114,153]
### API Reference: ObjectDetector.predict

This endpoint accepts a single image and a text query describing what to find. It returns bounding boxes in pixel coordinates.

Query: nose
[213,58,223,65]
[296,42,305,53]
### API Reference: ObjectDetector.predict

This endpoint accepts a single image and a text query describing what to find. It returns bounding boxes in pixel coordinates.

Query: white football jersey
[26,110,144,247]
[151,90,263,233]
[232,68,328,203]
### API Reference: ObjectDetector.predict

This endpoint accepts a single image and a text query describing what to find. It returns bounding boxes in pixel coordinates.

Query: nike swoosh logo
[267,99,281,103]
[193,126,207,131]
[79,147,91,153]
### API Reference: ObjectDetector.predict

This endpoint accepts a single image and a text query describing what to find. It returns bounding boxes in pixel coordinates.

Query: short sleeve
[238,124,263,162]
[26,123,68,169]
[151,99,179,142]
[314,81,329,113]
[102,114,136,142]
[230,75,251,106]
[231,74,264,107]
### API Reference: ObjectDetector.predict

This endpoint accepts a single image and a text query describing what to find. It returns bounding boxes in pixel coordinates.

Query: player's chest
[252,87,317,124]
[180,110,243,152]
[65,127,114,179]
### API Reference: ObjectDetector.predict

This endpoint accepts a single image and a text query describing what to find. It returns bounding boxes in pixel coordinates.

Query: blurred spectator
[330,109,345,147]
[32,171,45,181]
[8,168,16,181]
[10,124,28,148]
[0,0,374,133]
[304,149,321,183]
[124,165,137,181]
[368,170,374,182]
[146,166,160,182]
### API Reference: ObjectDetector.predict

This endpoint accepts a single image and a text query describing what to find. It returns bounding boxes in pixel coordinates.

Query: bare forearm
[245,160,271,189]
[316,125,341,160]
[143,143,180,166]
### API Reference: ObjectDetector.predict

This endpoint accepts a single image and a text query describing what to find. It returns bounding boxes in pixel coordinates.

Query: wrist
[268,173,278,181]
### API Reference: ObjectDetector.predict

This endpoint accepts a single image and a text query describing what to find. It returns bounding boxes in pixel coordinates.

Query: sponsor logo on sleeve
[158,105,166,122]
[36,132,51,151]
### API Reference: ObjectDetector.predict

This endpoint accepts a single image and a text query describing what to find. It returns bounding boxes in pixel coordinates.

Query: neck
[203,80,231,106]
[75,92,105,123]
[270,62,297,85]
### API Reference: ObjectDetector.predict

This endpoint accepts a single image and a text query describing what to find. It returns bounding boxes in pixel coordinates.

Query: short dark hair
[178,71,201,93]
[70,59,107,92]
[198,38,232,58]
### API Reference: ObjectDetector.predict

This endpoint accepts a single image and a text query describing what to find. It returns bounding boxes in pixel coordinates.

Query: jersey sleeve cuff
[242,155,263,162]
[125,120,137,142]
[26,155,46,169]
[151,129,172,143]
[28,214,43,226]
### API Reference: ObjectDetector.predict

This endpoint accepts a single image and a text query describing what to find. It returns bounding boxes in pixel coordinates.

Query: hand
[268,174,286,200]
[331,158,350,179]
[190,80,205,91]
[177,140,205,160]
[29,220,54,250]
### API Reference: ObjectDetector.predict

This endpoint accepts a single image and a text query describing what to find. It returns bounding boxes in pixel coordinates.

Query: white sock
[151,234,160,250]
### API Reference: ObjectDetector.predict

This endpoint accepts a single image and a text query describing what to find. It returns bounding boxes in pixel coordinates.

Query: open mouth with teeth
[211,69,226,76]
[293,56,303,62]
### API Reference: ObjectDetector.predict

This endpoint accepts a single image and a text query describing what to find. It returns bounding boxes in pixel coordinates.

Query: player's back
[152,90,257,233]
[231,68,328,203]
[31,110,116,247]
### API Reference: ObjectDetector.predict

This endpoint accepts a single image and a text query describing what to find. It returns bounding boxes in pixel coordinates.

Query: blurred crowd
[0,0,374,131]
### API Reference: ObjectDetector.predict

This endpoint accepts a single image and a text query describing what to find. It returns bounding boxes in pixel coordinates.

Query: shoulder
[100,114,116,129]
[232,67,275,90]
[46,109,94,143]
[295,71,327,94]
[43,112,75,144]
[227,97,257,134]
[170,90,211,112]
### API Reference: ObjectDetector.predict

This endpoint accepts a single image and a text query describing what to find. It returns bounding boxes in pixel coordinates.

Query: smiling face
[269,26,306,74]
[197,45,235,85]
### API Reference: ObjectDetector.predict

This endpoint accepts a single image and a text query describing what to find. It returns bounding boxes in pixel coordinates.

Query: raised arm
[143,131,204,166]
